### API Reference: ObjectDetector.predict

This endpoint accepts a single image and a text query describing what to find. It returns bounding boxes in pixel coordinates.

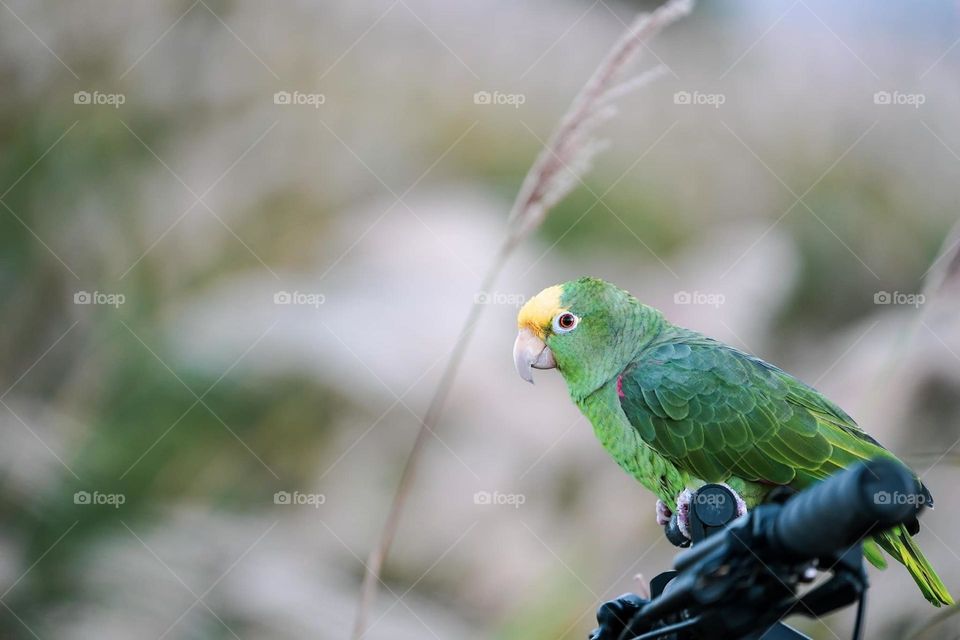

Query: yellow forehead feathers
[517,285,566,337]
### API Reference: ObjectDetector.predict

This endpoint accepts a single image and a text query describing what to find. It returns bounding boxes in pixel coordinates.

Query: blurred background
[2,1,960,638]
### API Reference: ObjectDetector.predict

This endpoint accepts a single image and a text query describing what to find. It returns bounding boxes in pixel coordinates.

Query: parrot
[513,276,953,606]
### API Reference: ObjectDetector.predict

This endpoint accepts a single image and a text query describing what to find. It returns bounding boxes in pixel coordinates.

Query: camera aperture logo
[74,490,126,508]
[673,90,725,109]
[74,291,125,308]
[74,90,126,108]
[474,291,526,308]
[673,290,725,308]
[873,90,925,109]
[274,490,325,508]
[473,490,525,509]
[473,90,526,109]
[874,290,924,308]
[274,290,325,308]
[274,90,325,108]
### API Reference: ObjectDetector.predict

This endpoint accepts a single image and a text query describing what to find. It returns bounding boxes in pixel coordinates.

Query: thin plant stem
[351,3,695,636]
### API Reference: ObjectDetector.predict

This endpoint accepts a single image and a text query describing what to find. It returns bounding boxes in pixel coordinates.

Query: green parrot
[513,276,953,606]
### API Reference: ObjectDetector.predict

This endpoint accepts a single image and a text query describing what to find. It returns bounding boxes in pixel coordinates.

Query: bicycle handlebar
[593,458,929,640]
[770,458,917,560]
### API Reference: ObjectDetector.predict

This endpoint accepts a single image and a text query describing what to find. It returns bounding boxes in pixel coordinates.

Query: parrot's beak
[513,327,556,384]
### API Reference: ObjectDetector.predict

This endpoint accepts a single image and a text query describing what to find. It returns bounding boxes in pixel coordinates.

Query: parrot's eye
[552,312,579,334]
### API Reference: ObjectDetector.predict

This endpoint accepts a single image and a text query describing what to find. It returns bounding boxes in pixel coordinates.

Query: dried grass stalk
[352,2,695,637]
[921,216,960,298]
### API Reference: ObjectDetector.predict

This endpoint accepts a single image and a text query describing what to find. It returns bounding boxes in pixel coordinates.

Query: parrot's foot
[669,483,748,541]
[674,488,695,540]
[655,499,672,526]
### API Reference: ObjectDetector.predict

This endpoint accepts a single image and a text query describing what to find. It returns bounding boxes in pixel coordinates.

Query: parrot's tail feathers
[862,539,887,569]
[875,525,954,607]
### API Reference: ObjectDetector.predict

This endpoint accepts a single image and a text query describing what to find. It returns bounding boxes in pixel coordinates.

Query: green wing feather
[618,332,953,607]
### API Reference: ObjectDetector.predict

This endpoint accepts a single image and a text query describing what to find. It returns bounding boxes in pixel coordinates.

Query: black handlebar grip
[771,458,918,560]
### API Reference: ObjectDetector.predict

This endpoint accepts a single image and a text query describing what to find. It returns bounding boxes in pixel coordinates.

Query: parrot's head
[513,277,663,398]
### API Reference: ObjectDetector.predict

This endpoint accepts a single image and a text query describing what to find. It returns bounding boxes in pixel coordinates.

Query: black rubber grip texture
[771,458,917,560]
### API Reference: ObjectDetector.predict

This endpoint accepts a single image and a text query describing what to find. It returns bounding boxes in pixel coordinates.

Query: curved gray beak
[513,327,556,384]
